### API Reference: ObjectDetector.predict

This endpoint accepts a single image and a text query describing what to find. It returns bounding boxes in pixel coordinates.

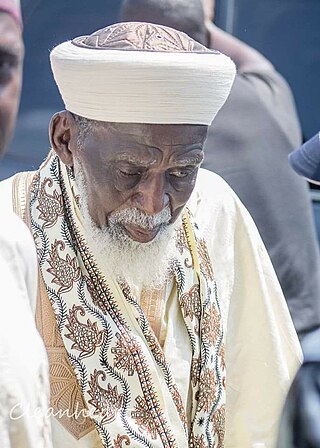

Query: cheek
[85,176,130,223]
[169,184,197,220]
[0,70,21,110]
[171,173,198,202]
[0,80,20,154]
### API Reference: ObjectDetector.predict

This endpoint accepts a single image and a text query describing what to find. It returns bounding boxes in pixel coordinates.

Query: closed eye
[118,169,142,177]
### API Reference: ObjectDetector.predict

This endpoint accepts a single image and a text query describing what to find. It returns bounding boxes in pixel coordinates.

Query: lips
[122,223,160,243]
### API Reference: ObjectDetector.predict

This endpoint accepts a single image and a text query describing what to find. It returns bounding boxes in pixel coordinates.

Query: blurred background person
[278,133,320,447]
[0,0,51,446]
[120,0,320,340]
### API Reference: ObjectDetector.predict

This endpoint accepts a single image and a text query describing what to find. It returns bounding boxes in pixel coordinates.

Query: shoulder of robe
[190,168,240,218]
[0,174,35,262]
[189,168,265,254]
[0,211,34,251]
[0,175,15,213]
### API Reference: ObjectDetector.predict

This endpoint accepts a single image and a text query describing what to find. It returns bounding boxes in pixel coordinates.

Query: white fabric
[0,169,302,447]
[150,169,302,448]
[0,211,52,447]
[188,169,302,447]
[50,42,236,125]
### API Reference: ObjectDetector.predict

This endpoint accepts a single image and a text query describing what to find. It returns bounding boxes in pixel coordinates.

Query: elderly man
[0,22,301,447]
[120,0,320,340]
[0,1,51,447]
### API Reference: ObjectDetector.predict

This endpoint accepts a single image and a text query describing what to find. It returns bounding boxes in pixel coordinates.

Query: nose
[132,174,169,215]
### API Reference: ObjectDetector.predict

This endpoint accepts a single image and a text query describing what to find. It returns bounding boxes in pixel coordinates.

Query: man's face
[71,121,207,244]
[0,12,23,156]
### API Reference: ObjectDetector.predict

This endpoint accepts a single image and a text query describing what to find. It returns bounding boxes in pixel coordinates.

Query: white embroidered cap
[50,22,236,125]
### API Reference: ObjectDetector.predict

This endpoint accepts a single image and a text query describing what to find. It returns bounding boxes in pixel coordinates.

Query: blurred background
[2,0,320,236]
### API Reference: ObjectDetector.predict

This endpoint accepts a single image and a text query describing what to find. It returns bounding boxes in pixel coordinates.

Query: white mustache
[108,207,171,230]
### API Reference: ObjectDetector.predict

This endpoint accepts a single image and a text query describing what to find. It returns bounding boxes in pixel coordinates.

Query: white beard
[74,159,179,291]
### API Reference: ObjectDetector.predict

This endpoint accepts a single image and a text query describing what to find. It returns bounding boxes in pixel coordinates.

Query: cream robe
[0,211,52,447]
[0,168,302,447]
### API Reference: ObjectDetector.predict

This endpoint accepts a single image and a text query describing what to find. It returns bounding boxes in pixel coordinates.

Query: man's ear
[49,111,75,166]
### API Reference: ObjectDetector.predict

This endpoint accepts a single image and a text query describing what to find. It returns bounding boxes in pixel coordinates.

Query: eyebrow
[114,154,203,167]
[172,154,204,166]
[114,154,157,167]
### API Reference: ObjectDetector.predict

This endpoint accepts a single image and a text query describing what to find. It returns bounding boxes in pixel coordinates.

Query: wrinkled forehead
[0,11,23,53]
[88,121,208,147]
[72,21,213,53]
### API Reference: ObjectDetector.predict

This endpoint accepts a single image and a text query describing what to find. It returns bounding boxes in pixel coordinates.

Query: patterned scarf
[28,152,226,448]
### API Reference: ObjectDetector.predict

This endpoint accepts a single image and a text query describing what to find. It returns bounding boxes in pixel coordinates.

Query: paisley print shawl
[23,152,225,447]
